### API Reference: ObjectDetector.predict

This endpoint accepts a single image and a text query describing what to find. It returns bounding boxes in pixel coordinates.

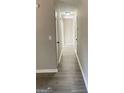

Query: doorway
[55,11,78,64]
[61,11,77,49]
[63,18,74,47]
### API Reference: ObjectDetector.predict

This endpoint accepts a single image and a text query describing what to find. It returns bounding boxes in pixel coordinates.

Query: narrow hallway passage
[36,47,87,93]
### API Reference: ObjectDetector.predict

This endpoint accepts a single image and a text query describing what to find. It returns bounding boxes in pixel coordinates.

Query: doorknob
[57,41,60,44]
[36,3,40,8]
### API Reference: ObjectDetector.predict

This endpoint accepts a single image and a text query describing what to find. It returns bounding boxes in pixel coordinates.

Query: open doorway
[62,11,77,50]
[63,15,75,47]
[55,11,78,65]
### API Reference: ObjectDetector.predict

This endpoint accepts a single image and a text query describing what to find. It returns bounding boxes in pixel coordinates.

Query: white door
[56,14,60,65]
[63,18,74,47]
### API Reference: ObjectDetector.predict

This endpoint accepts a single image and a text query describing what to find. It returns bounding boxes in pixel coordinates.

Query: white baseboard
[75,51,88,91]
[36,69,58,73]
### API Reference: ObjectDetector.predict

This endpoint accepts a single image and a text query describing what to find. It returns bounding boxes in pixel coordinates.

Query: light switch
[49,36,52,40]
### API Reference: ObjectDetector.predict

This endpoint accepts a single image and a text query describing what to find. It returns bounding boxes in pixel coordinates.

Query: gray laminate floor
[36,47,87,93]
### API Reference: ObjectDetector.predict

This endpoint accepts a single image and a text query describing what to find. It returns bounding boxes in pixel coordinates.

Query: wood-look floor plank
[36,48,87,93]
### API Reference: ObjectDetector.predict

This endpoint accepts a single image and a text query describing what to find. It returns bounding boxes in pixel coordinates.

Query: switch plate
[49,36,52,40]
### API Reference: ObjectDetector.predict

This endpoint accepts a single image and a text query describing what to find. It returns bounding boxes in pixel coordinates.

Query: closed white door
[63,18,74,47]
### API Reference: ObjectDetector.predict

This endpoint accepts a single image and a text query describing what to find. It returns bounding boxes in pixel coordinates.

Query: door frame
[60,12,78,49]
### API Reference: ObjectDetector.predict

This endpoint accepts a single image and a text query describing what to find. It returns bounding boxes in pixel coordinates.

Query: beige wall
[77,0,88,87]
[36,0,57,70]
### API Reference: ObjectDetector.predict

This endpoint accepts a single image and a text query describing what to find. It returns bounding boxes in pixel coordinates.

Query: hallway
[36,47,87,93]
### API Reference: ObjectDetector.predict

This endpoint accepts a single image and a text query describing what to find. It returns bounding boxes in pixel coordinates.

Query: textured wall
[77,0,88,86]
[36,0,57,70]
